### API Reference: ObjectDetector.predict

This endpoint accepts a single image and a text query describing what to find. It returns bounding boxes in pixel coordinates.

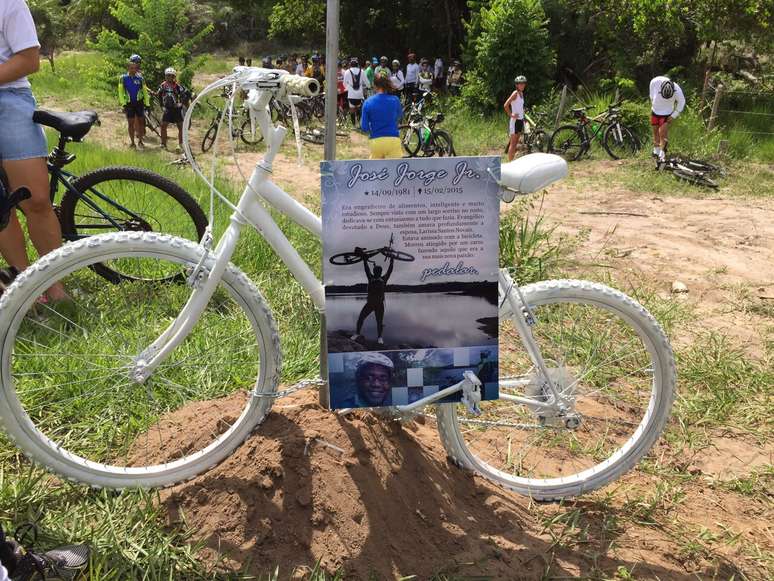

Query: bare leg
[652,125,659,151]
[136,116,146,146]
[160,122,168,148]
[1,157,67,300]
[507,133,518,162]
[127,117,136,146]
[176,122,184,148]
[659,123,669,151]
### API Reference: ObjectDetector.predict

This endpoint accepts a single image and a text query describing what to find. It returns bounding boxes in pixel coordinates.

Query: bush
[89,0,212,91]
[462,0,555,112]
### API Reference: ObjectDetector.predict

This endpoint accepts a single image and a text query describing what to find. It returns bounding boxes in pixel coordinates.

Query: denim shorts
[0,88,48,161]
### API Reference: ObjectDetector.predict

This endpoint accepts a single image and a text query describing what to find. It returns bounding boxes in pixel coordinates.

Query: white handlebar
[232,66,321,97]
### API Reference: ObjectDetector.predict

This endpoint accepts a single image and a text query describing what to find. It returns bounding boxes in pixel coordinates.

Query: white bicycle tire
[435,279,676,500]
[0,231,281,489]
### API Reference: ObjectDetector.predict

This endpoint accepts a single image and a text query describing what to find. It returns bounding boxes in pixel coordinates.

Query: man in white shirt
[0,0,68,302]
[649,75,685,162]
[389,59,404,94]
[344,57,369,124]
[404,53,419,99]
[434,57,444,90]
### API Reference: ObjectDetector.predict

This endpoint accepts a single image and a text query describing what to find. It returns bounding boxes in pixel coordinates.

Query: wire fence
[705,83,774,137]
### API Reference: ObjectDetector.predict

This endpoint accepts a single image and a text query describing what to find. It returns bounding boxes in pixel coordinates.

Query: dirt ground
[55,105,772,578]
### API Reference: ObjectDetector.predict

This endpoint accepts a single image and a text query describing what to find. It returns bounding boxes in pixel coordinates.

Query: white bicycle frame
[131,68,565,413]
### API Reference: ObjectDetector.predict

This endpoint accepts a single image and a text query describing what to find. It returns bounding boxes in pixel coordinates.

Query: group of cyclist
[118,54,191,151]
[502,73,686,162]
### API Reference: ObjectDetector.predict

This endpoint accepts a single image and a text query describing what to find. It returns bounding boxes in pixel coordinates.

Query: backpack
[351,69,362,91]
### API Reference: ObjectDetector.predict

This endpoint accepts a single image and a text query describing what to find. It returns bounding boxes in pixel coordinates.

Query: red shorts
[650,112,671,127]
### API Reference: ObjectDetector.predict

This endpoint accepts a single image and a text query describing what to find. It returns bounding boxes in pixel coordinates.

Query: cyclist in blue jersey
[118,55,150,149]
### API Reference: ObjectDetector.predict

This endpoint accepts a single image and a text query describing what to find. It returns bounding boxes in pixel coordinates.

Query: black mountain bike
[329,234,415,265]
[658,155,724,189]
[201,101,262,153]
[1,110,207,282]
[400,112,456,158]
[503,111,549,155]
[549,100,640,161]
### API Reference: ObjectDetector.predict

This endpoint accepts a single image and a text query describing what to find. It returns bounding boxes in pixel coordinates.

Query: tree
[462,0,555,111]
[268,0,326,49]
[29,0,63,70]
[89,0,213,89]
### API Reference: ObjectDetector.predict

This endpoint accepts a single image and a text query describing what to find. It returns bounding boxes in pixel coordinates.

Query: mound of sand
[156,389,760,580]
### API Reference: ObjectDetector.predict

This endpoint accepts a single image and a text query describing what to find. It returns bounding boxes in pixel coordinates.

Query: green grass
[32,52,114,109]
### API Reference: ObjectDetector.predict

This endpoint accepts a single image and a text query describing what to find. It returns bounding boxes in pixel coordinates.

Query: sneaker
[658,151,666,163]
[137,141,145,150]
[350,334,361,341]
[1,523,90,581]
[377,337,384,345]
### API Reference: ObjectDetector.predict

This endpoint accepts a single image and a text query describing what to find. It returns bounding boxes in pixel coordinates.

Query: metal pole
[319,0,339,408]
[324,0,339,161]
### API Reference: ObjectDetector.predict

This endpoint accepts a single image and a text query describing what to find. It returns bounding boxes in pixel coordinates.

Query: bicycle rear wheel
[0,232,280,489]
[527,130,548,153]
[436,279,675,500]
[432,130,456,157]
[549,125,584,161]
[60,166,207,282]
[672,169,719,189]
[603,123,639,160]
[239,118,264,146]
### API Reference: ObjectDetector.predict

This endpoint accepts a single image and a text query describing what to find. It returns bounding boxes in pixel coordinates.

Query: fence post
[554,84,568,129]
[707,84,723,131]
[700,68,711,107]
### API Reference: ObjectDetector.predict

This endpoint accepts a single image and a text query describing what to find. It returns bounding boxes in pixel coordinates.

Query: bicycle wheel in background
[603,123,640,160]
[672,169,719,189]
[436,279,676,500]
[239,118,264,146]
[549,125,584,161]
[144,97,162,138]
[528,130,548,153]
[400,125,421,157]
[201,124,218,153]
[431,130,456,157]
[60,166,207,282]
[0,233,280,489]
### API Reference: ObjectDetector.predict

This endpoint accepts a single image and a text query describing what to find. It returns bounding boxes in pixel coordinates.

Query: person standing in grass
[418,58,434,94]
[364,57,376,97]
[118,55,150,149]
[0,0,68,302]
[649,75,685,162]
[361,73,403,159]
[404,53,419,100]
[504,75,527,161]
[157,67,189,151]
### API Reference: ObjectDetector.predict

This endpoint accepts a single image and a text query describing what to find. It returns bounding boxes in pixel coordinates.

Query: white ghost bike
[0,68,675,499]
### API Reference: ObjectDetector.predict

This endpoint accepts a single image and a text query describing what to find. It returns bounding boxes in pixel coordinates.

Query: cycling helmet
[262,57,272,67]
[355,352,394,375]
[660,79,675,99]
[380,56,388,63]
[164,67,177,76]
[515,75,527,84]
[128,54,141,64]
[311,54,320,62]
[350,57,359,66]
[392,59,400,67]
[420,58,429,65]
[372,57,378,65]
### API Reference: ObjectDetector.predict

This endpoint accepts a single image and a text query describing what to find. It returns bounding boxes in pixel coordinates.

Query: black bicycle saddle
[33,109,99,142]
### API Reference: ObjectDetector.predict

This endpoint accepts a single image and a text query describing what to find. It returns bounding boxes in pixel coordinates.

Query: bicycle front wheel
[603,123,640,160]
[436,279,675,500]
[400,125,421,157]
[239,118,264,145]
[0,232,280,489]
[672,169,719,189]
[61,166,207,282]
[549,125,584,161]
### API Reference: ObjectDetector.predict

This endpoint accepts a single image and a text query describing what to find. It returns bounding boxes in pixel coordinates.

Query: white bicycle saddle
[500,153,568,194]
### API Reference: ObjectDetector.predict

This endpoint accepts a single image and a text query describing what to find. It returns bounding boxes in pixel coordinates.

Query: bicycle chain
[253,377,327,400]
